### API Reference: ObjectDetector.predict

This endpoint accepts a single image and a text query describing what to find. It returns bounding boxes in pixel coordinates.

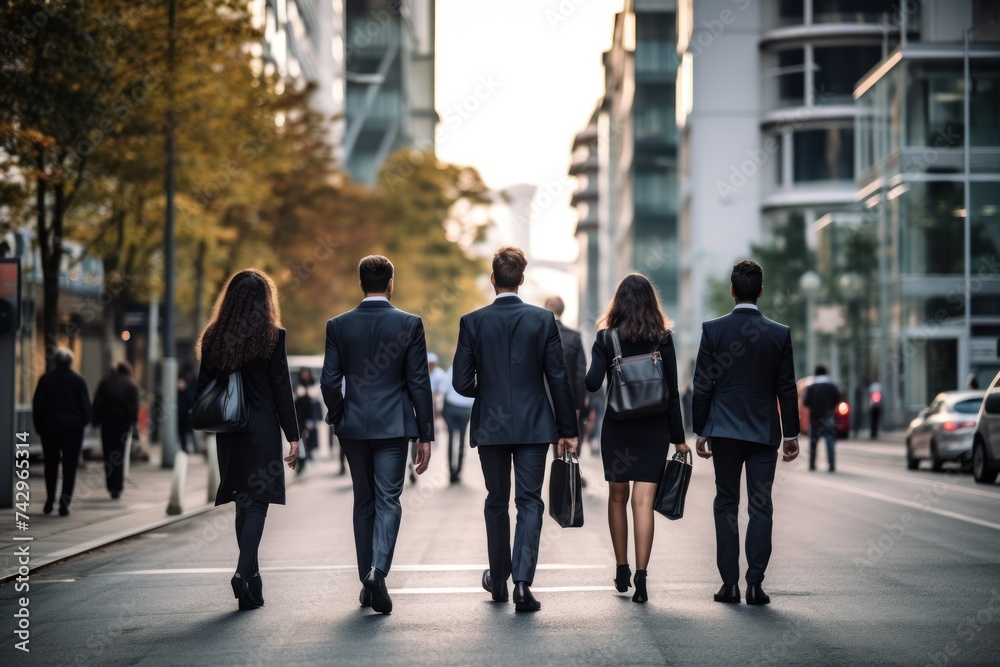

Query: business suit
[453,294,577,590]
[556,320,588,432]
[321,298,435,584]
[693,304,799,589]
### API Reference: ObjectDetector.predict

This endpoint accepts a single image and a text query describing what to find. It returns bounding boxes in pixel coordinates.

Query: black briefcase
[548,450,584,528]
[654,450,692,520]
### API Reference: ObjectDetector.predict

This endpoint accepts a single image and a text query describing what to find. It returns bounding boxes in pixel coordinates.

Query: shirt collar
[362,296,389,303]
[814,374,832,384]
[732,303,759,312]
[494,292,519,301]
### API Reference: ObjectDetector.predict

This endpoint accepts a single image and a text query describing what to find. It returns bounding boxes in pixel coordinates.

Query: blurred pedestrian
[442,364,474,483]
[196,268,300,611]
[967,373,980,390]
[410,352,447,483]
[585,387,606,456]
[32,347,91,516]
[545,295,590,488]
[693,260,800,606]
[92,361,140,500]
[869,379,883,439]
[803,365,840,472]
[321,255,434,615]
[453,247,578,613]
[294,368,321,476]
[585,273,687,604]
[177,370,196,455]
[681,385,694,434]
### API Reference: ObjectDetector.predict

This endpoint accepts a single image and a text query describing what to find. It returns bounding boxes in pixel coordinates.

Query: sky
[435,0,623,269]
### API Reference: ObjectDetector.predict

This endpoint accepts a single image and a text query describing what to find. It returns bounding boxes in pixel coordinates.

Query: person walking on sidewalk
[693,260,800,606]
[803,365,841,472]
[321,255,434,615]
[294,368,321,476]
[442,364,474,484]
[585,274,688,604]
[452,246,578,613]
[196,269,300,611]
[92,361,140,500]
[32,347,91,516]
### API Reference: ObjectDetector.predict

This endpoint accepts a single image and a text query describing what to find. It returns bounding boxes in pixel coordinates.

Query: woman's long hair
[196,269,281,373]
[597,273,674,342]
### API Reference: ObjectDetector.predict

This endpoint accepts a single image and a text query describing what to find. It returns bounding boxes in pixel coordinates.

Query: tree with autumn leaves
[0,0,490,367]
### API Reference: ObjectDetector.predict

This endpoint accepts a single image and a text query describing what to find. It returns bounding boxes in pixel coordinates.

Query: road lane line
[834,465,1000,500]
[390,585,617,595]
[89,563,605,577]
[805,476,1000,531]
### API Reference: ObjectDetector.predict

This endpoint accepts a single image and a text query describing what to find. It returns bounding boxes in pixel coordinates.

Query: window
[906,61,964,148]
[954,399,984,415]
[971,182,1000,268]
[793,127,854,182]
[813,46,883,104]
[898,181,965,275]
[778,0,804,25]
[813,0,899,24]
[972,60,1000,147]
[777,49,805,106]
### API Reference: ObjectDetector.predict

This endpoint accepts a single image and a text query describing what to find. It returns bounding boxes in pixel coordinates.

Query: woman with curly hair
[585,273,688,604]
[196,269,300,610]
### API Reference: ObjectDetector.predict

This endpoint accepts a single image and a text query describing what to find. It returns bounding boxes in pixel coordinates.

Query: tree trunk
[34,155,60,371]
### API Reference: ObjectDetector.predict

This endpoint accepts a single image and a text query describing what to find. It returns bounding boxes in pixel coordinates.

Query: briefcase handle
[671,449,692,465]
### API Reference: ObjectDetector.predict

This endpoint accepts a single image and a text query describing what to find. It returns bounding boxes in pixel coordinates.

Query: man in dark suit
[453,247,578,612]
[321,255,434,615]
[803,364,842,472]
[544,296,588,436]
[693,259,800,606]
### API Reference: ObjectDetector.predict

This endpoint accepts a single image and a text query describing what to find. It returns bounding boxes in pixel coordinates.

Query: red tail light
[837,402,850,416]
[871,391,882,404]
[942,421,977,431]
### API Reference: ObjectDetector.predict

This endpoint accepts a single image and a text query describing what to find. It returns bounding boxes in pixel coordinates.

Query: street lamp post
[800,270,822,377]
[839,272,864,422]
[161,0,179,472]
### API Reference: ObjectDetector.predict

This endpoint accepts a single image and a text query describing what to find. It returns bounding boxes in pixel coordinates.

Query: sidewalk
[0,443,217,582]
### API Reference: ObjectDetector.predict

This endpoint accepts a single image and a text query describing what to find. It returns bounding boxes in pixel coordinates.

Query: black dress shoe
[714,584,740,603]
[746,583,770,605]
[359,588,372,608]
[512,582,540,612]
[482,569,508,602]
[44,500,54,515]
[58,505,69,517]
[363,567,392,614]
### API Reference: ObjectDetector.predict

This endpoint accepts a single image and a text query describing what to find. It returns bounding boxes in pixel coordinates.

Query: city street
[3,439,1000,665]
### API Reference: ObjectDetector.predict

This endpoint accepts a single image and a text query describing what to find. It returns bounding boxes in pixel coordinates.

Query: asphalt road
[3,438,1000,666]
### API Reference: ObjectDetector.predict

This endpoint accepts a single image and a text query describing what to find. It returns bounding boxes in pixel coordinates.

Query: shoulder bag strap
[608,327,624,362]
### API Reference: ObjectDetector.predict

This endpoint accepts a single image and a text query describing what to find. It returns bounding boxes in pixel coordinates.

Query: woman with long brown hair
[196,269,299,610]
[585,273,688,603]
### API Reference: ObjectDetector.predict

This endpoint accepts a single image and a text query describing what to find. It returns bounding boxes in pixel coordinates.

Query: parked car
[797,376,851,439]
[905,391,984,471]
[972,371,1000,484]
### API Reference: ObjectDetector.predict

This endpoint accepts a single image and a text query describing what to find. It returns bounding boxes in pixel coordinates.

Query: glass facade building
[854,17,1000,421]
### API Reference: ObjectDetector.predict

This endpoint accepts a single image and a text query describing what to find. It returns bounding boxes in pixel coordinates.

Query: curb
[1,502,220,584]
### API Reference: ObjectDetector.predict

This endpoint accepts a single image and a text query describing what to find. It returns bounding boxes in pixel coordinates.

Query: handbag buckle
[651,351,661,365]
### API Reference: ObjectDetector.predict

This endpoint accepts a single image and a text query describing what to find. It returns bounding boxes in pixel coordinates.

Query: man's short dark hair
[815,364,828,376]
[731,259,763,303]
[492,246,527,290]
[359,255,394,294]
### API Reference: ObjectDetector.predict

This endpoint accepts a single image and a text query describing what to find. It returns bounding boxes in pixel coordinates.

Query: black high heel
[614,564,632,593]
[632,570,648,603]
[248,571,264,606]
[231,573,248,599]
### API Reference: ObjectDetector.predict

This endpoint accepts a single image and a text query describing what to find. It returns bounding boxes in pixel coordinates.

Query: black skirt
[600,411,671,482]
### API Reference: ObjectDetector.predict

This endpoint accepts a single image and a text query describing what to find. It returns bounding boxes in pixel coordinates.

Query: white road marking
[834,464,1000,500]
[90,563,604,577]
[806,476,1000,531]
[391,586,617,595]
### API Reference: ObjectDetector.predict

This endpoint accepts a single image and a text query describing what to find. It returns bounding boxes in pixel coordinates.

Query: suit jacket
[804,378,841,422]
[453,295,578,446]
[692,306,799,447]
[321,300,435,442]
[556,320,587,413]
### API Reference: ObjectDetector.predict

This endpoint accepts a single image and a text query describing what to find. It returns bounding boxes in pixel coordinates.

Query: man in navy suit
[693,259,800,606]
[453,247,578,612]
[321,255,434,614]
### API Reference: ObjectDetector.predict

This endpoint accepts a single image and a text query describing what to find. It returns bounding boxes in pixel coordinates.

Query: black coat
[198,328,299,506]
[556,320,588,413]
[804,379,841,422]
[32,367,91,436]
[692,306,800,446]
[452,295,578,446]
[320,300,435,442]
[92,373,139,427]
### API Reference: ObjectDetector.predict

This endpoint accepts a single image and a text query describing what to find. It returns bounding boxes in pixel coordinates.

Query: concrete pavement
[3,437,1000,665]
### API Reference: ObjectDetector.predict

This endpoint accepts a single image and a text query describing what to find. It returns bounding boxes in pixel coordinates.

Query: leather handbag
[654,450,692,520]
[606,328,668,420]
[190,370,252,433]
[548,449,584,528]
